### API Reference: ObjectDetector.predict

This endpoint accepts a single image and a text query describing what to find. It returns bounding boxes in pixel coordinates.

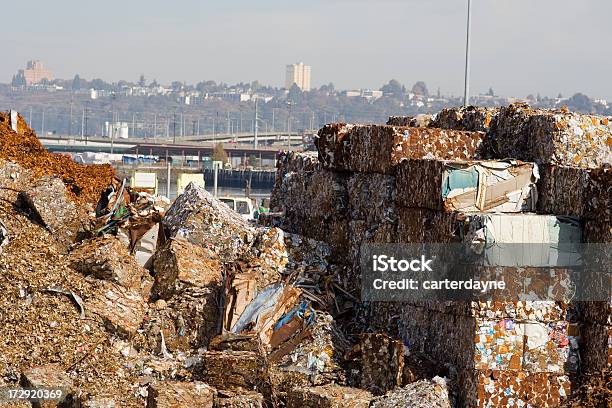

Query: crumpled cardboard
[395,159,539,213]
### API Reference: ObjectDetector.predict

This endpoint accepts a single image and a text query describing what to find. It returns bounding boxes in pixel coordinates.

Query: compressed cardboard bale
[370,376,451,408]
[305,168,349,217]
[580,323,612,373]
[271,151,319,208]
[0,159,35,190]
[161,183,255,260]
[399,304,475,370]
[522,321,580,373]
[20,365,75,408]
[386,116,413,126]
[537,165,610,219]
[473,319,524,371]
[146,381,215,408]
[563,369,612,408]
[357,301,406,338]
[468,300,569,322]
[215,391,264,408]
[576,301,612,325]
[286,384,372,408]
[152,238,221,300]
[270,151,321,221]
[200,351,268,393]
[69,235,151,292]
[19,175,81,249]
[398,305,579,375]
[429,106,498,133]
[458,369,570,408]
[396,207,458,243]
[348,220,397,294]
[408,299,569,323]
[160,284,222,350]
[282,232,334,279]
[270,152,350,261]
[387,114,433,127]
[492,103,611,168]
[271,313,349,384]
[584,218,612,243]
[347,173,396,225]
[401,352,449,385]
[357,333,404,395]
[395,159,539,212]
[85,280,147,337]
[316,124,487,174]
[268,367,313,402]
[457,265,575,306]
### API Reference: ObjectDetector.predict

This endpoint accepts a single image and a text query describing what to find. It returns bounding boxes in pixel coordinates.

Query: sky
[2,0,611,99]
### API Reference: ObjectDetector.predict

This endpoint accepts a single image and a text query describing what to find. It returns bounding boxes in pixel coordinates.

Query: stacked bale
[271,105,611,406]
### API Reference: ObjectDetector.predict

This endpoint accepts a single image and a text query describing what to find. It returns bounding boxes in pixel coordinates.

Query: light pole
[463,0,472,107]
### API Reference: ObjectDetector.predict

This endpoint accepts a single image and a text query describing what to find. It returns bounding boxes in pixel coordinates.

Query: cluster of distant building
[8,60,611,113]
[13,60,54,86]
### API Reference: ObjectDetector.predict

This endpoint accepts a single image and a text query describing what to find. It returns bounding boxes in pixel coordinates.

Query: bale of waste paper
[429,105,498,132]
[286,384,372,408]
[316,124,487,174]
[69,235,152,295]
[492,103,611,168]
[370,376,451,408]
[20,175,82,250]
[161,183,255,260]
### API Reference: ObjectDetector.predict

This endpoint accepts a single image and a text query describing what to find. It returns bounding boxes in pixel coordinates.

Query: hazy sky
[3,0,611,99]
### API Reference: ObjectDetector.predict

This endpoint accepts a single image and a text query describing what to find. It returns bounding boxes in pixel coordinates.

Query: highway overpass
[39,135,305,160]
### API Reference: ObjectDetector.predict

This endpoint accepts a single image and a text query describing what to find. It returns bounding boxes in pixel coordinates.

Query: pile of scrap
[0,110,114,204]
[0,105,609,407]
[0,123,144,405]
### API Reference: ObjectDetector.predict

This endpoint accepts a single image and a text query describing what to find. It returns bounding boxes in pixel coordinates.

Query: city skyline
[2,1,611,100]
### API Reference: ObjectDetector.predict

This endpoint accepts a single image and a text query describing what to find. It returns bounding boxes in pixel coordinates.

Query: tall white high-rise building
[285,62,311,91]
